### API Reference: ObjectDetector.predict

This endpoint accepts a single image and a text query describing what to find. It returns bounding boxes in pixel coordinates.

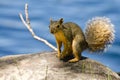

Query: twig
[19,3,57,51]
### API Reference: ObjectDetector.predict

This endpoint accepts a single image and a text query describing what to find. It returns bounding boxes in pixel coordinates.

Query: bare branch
[19,3,57,51]
[25,4,30,25]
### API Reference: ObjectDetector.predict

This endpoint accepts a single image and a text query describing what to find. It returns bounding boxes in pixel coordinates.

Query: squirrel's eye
[49,26,50,28]
[56,25,59,28]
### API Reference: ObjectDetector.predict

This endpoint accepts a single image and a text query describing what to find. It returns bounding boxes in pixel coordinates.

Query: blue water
[0,0,120,72]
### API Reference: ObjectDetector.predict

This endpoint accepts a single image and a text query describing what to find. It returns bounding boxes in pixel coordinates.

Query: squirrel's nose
[50,30,54,34]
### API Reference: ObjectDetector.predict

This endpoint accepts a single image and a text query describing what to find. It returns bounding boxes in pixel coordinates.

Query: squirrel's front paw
[60,54,65,60]
[56,53,68,60]
[56,54,65,60]
[56,54,61,59]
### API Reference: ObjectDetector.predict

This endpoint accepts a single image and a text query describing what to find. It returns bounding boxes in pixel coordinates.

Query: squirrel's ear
[59,18,64,24]
[50,18,53,23]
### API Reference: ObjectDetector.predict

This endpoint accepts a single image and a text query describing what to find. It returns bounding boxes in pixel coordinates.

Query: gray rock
[0,52,119,80]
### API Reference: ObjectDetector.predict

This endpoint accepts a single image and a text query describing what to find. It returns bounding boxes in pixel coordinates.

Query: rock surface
[0,52,119,80]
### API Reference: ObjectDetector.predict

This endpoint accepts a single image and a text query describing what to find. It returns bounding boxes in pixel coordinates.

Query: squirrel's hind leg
[69,38,81,63]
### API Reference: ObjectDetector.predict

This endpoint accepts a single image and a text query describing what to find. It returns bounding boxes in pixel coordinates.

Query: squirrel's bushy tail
[85,17,115,52]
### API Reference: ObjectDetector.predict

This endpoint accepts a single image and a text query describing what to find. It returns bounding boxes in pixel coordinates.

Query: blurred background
[0,0,120,73]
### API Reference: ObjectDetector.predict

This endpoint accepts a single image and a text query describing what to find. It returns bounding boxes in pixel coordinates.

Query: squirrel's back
[63,22,85,39]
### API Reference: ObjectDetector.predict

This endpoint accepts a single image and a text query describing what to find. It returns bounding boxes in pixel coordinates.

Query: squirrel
[49,17,115,62]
